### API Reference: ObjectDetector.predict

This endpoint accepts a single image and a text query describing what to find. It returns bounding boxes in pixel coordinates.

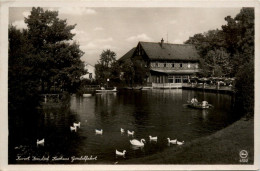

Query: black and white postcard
[0,0,259,170]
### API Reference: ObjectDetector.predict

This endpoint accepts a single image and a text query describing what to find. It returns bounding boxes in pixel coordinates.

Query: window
[180,63,182,68]
[195,64,198,69]
[164,63,166,67]
[168,76,174,83]
[155,63,158,67]
[172,63,174,67]
[175,76,181,83]
[89,73,92,79]
[188,63,191,68]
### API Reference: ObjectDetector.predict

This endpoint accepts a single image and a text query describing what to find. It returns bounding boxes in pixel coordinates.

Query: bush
[235,59,254,117]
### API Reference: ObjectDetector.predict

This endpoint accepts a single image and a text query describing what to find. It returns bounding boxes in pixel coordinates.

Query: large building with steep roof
[119,38,200,87]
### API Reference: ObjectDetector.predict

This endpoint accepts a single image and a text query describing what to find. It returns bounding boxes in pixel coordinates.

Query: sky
[9,7,241,65]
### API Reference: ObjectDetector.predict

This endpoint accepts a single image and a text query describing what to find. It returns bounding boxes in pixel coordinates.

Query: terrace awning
[150,69,199,75]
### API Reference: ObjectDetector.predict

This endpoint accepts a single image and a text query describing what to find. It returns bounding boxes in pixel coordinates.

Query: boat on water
[83,94,92,97]
[187,103,210,109]
[96,87,117,92]
[187,101,212,109]
[141,87,153,90]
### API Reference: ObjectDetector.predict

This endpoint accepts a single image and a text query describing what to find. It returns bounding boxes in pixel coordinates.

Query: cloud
[94,27,104,31]
[22,11,30,18]
[71,28,86,35]
[12,20,27,29]
[102,44,117,50]
[81,42,97,50]
[58,8,97,16]
[126,34,153,42]
[96,37,113,43]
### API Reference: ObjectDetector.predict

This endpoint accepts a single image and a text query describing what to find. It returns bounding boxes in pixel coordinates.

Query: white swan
[37,139,44,146]
[73,122,80,128]
[149,135,157,141]
[130,139,145,146]
[95,129,103,134]
[70,126,77,132]
[115,149,126,156]
[167,138,177,144]
[177,140,184,145]
[120,128,124,133]
[127,130,134,136]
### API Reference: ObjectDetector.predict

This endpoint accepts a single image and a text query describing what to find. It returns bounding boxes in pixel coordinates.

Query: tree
[95,49,118,86]
[24,7,85,92]
[120,59,135,86]
[222,8,254,76]
[186,7,254,116]
[204,48,231,77]
[8,26,41,112]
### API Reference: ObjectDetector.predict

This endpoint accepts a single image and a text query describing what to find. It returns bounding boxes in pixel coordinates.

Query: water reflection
[9,89,241,164]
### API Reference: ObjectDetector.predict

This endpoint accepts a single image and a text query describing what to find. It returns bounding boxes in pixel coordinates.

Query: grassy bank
[122,117,254,164]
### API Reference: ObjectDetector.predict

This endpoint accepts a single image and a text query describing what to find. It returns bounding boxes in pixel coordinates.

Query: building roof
[118,47,136,62]
[140,42,199,61]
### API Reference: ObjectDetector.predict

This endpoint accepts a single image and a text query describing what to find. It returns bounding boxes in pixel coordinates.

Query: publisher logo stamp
[239,150,248,162]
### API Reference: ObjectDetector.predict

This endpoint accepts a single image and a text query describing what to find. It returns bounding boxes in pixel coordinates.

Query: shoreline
[121,116,254,164]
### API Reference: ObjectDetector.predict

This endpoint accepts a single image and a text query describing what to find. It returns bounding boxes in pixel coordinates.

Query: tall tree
[24,7,85,92]
[95,49,118,86]
[9,26,41,112]
[186,7,254,116]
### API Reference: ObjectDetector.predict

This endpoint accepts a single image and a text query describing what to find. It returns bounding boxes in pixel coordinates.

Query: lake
[9,89,241,164]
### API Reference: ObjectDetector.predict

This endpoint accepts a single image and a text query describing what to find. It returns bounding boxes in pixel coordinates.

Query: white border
[0,0,259,170]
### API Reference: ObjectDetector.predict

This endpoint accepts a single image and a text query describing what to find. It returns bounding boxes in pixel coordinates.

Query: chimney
[160,38,164,48]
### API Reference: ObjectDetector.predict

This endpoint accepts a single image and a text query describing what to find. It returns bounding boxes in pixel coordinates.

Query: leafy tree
[186,7,254,116]
[95,49,118,86]
[204,48,231,77]
[132,59,150,85]
[120,59,135,86]
[24,7,85,92]
[8,26,41,112]
[222,8,254,76]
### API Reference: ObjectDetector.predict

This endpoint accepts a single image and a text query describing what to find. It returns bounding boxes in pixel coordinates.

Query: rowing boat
[187,103,210,109]
[96,87,117,92]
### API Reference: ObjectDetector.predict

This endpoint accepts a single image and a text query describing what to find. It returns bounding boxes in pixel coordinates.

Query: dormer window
[164,63,166,67]
[180,63,182,68]
[172,63,174,67]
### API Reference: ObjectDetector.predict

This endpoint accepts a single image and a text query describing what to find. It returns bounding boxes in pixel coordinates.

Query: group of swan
[95,129,103,134]
[70,122,81,132]
[36,139,44,146]
[167,138,184,145]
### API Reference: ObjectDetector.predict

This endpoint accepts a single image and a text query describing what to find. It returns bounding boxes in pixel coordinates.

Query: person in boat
[191,96,198,105]
[202,101,208,107]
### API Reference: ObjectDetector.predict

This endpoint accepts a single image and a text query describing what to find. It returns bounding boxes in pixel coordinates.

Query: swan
[73,122,80,128]
[127,130,134,136]
[130,139,145,146]
[177,140,184,145]
[95,129,103,134]
[70,126,77,132]
[115,149,126,156]
[37,139,44,146]
[149,135,158,141]
[167,138,177,144]
[120,128,124,133]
